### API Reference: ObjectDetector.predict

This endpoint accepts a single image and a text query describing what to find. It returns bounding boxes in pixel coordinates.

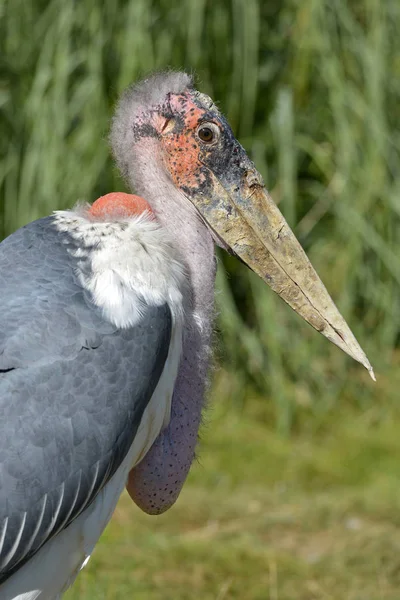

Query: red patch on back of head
[88,192,153,220]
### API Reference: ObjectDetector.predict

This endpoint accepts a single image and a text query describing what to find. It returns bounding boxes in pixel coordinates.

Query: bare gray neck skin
[127,142,216,514]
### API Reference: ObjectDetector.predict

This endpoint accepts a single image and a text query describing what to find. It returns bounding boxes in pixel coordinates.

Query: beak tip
[367,365,376,382]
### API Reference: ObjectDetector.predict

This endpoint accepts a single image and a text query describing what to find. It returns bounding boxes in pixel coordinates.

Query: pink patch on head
[161,93,209,190]
[88,192,153,221]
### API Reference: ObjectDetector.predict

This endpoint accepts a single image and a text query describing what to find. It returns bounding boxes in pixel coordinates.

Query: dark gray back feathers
[0,217,172,581]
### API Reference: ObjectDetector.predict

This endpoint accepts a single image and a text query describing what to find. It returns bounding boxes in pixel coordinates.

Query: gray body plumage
[0,217,171,582]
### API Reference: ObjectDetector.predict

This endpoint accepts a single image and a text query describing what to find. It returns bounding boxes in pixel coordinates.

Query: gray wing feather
[0,217,172,581]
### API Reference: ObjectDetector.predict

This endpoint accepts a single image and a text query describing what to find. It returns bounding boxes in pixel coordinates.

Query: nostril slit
[244,170,264,188]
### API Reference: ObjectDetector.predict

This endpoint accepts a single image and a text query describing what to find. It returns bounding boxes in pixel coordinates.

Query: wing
[0,218,172,582]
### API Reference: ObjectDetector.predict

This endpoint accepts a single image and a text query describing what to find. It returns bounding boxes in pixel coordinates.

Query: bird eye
[196,122,219,144]
[198,127,213,142]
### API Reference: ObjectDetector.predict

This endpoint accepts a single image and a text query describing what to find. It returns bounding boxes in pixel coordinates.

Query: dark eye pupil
[199,127,213,142]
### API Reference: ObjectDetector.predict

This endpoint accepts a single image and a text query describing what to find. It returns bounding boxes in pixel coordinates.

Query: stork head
[111,72,374,377]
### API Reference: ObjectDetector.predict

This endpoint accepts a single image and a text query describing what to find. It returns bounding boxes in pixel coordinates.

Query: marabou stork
[0,72,374,599]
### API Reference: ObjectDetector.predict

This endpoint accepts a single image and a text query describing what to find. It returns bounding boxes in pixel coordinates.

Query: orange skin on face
[88,192,154,220]
[161,94,209,190]
[89,96,213,224]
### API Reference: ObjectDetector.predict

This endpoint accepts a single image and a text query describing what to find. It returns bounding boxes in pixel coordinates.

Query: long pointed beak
[194,166,375,380]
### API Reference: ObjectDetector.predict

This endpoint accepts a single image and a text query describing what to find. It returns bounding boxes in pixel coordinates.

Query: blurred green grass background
[1,0,400,597]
